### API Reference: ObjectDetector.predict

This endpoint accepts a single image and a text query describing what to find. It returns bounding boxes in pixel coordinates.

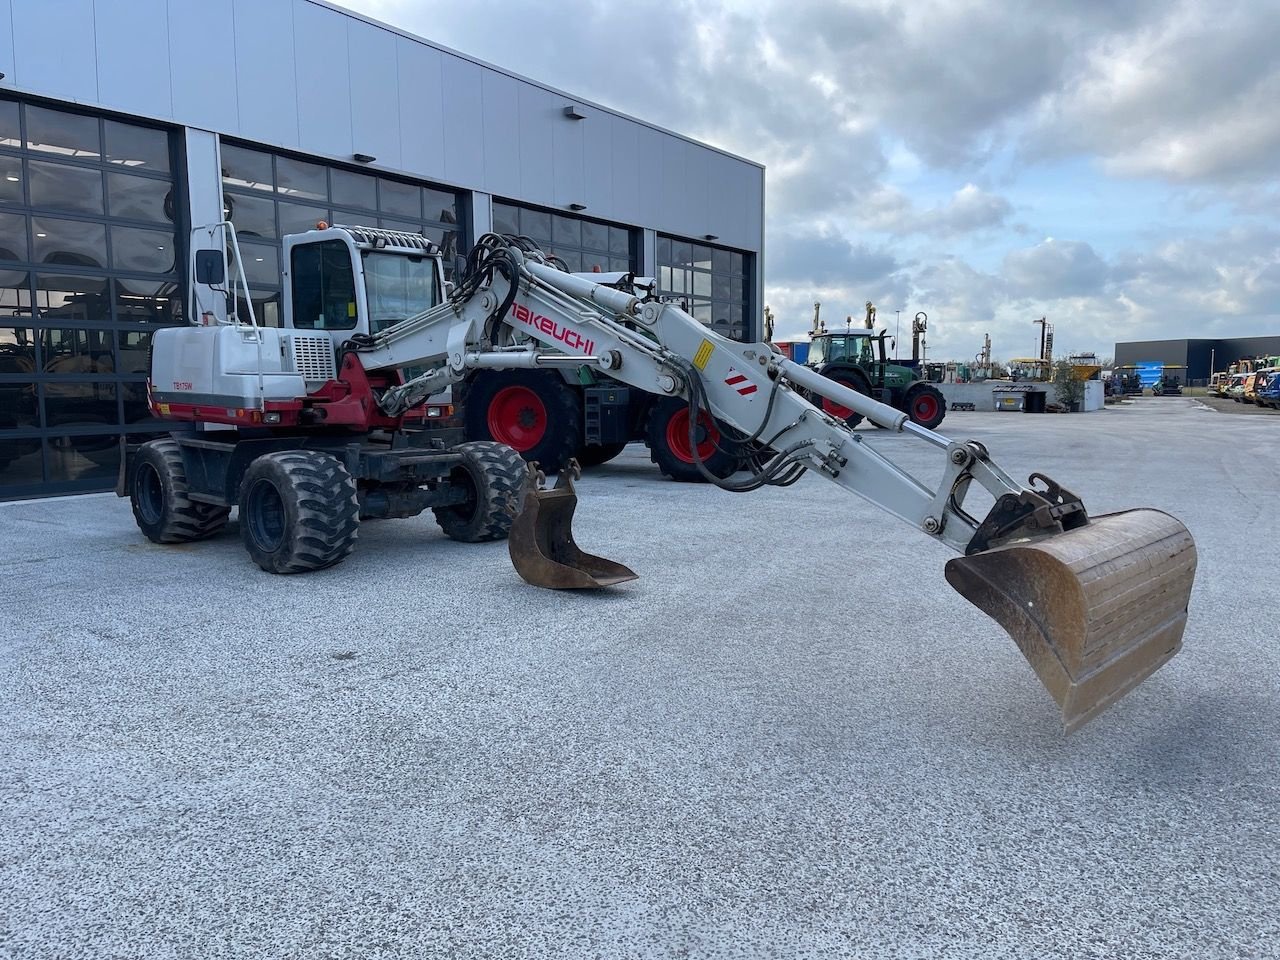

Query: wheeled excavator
[121,221,1197,732]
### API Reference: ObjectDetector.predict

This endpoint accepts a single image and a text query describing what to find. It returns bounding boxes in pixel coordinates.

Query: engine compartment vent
[285,334,338,386]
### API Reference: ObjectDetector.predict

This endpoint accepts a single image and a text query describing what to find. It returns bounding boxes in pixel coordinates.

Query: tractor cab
[806,330,883,368]
[281,224,445,348]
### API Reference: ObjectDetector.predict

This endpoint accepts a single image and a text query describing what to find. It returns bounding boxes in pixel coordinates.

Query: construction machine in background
[122,222,1198,733]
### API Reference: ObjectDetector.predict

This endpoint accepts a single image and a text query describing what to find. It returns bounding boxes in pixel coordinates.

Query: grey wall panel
[479,70,520,201]
[233,0,299,148]
[659,135,688,236]
[516,82,554,204]
[293,0,352,158]
[552,99,584,208]
[439,55,483,188]
[95,0,172,118]
[12,0,97,102]
[683,143,711,237]
[0,0,16,88]
[347,19,400,169]
[634,125,666,230]
[395,36,444,181]
[607,117,640,226]
[581,108,612,216]
[168,0,238,131]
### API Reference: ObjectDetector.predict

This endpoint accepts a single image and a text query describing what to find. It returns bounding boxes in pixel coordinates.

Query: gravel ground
[1,398,1277,959]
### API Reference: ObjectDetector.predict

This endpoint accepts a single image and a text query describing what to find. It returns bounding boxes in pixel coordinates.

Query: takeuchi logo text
[511,303,595,355]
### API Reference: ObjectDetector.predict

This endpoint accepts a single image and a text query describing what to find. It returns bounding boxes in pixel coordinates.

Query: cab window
[291,240,357,330]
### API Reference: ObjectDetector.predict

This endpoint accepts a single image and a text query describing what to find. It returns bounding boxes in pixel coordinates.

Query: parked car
[1256,372,1280,409]
[1226,373,1249,402]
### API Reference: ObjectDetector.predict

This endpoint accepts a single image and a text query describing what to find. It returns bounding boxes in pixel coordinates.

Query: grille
[286,334,338,385]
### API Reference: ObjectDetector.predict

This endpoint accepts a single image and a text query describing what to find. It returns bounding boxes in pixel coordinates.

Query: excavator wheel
[432,441,528,543]
[238,451,360,574]
[815,366,873,428]
[645,397,739,483]
[131,437,230,544]
[463,370,581,473]
[904,383,946,429]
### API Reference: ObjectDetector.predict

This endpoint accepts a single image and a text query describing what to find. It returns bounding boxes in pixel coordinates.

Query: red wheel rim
[487,385,548,451]
[912,393,939,423]
[665,408,719,464]
[821,379,861,420]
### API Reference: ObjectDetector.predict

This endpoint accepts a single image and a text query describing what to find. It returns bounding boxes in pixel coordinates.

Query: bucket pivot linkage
[508,459,638,590]
[945,473,1197,733]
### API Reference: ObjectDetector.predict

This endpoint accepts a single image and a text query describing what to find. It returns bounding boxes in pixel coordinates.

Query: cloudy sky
[333,0,1279,360]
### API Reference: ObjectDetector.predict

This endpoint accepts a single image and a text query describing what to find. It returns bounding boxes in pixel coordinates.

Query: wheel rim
[134,462,164,525]
[821,379,862,421]
[665,408,719,464]
[912,392,939,423]
[246,478,286,552]
[487,386,548,452]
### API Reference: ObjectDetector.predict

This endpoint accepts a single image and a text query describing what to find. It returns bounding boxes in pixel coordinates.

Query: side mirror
[195,249,225,286]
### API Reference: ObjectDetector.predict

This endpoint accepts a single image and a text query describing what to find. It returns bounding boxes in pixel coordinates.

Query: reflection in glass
[221,144,273,192]
[492,203,518,236]
[26,106,100,160]
[0,438,43,488]
[27,159,104,215]
[278,201,330,236]
[235,290,281,327]
[112,225,177,273]
[107,173,172,223]
[671,240,691,267]
[713,248,731,274]
[116,329,152,373]
[45,432,121,483]
[377,217,423,236]
[238,244,281,287]
[0,326,36,378]
[0,381,38,427]
[656,236,671,262]
[423,187,457,223]
[521,209,551,242]
[378,179,420,218]
[35,276,110,323]
[104,121,171,172]
[116,279,179,324]
[276,157,327,201]
[32,217,106,268]
[0,211,29,262]
[331,169,377,210]
[0,100,19,149]
[363,251,437,333]
[122,381,157,422]
[0,155,22,205]
[225,191,276,239]
[580,220,608,252]
[610,226,630,256]
[552,215,580,247]
[41,328,115,375]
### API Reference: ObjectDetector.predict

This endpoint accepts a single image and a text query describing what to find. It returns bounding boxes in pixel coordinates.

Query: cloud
[1004,239,1110,298]
[862,184,1013,237]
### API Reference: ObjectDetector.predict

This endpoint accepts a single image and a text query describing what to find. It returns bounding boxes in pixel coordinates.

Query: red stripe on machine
[725,369,757,396]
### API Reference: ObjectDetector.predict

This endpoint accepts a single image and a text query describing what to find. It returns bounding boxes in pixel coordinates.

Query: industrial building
[1113,335,1280,382]
[0,0,765,501]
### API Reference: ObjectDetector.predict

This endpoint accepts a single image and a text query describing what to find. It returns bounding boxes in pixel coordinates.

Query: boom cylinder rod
[778,357,909,431]
[525,261,640,316]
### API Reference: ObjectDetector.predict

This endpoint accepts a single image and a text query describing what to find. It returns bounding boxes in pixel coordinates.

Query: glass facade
[656,235,753,342]
[0,96,180,499]
[221,143,464,328]
[492,201,636,274]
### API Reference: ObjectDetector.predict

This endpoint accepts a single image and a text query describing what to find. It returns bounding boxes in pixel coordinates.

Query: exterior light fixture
[353,153,376,163]
[563,105,586,120]
[703,234,719,241]
[568,202,587,211]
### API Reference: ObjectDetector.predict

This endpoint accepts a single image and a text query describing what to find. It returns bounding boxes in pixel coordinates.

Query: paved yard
[1,399,1277,959]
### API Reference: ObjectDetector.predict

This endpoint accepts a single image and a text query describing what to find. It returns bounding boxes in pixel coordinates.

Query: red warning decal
[725,369,758,396]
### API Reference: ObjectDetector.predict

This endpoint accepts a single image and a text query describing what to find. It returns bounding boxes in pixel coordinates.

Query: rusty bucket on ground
[509,460,638,590]
[945,508,1197,733]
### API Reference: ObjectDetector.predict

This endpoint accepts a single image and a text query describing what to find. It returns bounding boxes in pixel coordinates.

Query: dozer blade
[945,509,1196,733]
[508,460,638,590]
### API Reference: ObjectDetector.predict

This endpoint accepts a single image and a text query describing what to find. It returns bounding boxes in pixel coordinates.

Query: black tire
[131,438,230,544]
[644,397,739,483]
[576,441,628,468]
[238,451,360,574]
[432,441,528,542]
[904,383,947,429]
[814,365,874,427]
[462,370,581,472]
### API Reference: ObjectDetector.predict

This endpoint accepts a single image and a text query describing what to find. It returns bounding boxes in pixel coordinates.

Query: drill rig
[123,223,1197,732]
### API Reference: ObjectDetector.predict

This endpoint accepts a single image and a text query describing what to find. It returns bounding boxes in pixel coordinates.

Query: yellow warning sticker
[692,339,714,370]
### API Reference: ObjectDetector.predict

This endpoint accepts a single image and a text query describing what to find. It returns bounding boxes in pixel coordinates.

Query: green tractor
[805,328,947,429]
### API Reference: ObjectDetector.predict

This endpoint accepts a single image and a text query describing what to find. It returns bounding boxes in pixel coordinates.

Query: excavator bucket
[945,508,1197,733]
[508,460,638,590]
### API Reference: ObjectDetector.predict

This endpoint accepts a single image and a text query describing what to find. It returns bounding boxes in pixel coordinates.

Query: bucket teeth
[945,508,1197,732]
[508,459,638,590]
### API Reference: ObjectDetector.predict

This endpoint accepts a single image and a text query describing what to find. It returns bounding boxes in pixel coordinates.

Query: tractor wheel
[816,367,873,427]
[238,451,360,574]
[131,438,230,544]
[645,397,739,483]
[433,441,528,543]
[576,441,628,468]
[904,384,947,429]
[463,370,581,472]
